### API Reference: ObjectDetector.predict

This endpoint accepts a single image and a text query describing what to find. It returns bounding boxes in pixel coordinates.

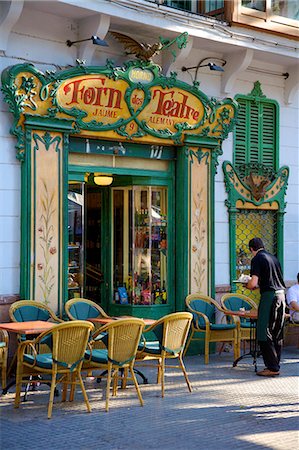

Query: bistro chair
[84,318,145,411]
[14,320,94,419]
[0,329,9,389]
[65,298,109,321]
[185,294,239,364]
[136,312,193,397]
[220,293,257,353]
[284,307,299,348]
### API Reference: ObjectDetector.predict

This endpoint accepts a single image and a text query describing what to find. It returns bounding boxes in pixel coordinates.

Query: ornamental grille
[235,209,277,303]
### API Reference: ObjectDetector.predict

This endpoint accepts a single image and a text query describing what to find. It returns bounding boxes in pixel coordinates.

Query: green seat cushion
[85,348,108,364]
[13,306,50,322]
[223,296,252,312]
[240,322,251,329]
[189,299,215,327]
[139,340,161,354]
[198,323,236,331]
[69,303,100,320]
[23,353,53,369]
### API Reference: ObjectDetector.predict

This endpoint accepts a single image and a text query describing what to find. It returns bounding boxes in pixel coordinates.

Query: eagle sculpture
[244,172,270,201]
[110,31,163,61]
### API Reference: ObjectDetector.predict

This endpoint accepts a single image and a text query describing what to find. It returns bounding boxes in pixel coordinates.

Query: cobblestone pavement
[1,347,298,450]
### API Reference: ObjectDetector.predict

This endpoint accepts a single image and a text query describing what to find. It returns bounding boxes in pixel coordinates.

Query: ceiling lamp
[93,174,113,186]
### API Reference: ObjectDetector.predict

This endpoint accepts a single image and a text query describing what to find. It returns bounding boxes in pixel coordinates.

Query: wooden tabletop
[224,310,258,320]
[88,317,156,326]
[0,320,57,334]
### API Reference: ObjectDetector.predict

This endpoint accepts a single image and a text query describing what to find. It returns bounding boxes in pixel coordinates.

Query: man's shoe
[256,369,279,377]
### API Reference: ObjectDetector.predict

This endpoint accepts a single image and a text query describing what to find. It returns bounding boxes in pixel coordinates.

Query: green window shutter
[261,102,276,167]
[234,95,277,168]
[248,101,259,164]
[234,98,247,166]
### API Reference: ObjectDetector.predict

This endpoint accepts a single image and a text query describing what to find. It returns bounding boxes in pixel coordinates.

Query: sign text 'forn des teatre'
[57,75,205,132]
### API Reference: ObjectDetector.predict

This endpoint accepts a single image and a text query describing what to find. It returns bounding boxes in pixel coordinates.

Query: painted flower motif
[37,263,43,270]
[195,209,200,217]
[38,226,43,233]
[192,244,198,253]
[49,247,57,255]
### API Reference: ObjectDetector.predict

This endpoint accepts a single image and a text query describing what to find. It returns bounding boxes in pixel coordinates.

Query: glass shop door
[67,182,109,311]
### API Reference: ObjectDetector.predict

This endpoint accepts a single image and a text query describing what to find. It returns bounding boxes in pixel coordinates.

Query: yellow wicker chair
[9,300,63,324]
[14,320,94,419]
[285,307,299,348]
[65,298,109,321]
[0,329,9,389]
[185,294,239,364]
[220,293,257,353]
[136,312,193,397]
[85,318,145,411]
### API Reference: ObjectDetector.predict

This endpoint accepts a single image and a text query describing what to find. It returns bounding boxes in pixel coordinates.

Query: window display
[68,183,84,298]
[113,186,168,306]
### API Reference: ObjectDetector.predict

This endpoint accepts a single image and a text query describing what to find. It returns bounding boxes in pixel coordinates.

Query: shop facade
[1,58,237,317]
[0,1,298,324]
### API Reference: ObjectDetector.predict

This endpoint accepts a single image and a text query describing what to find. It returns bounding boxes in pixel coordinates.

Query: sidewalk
[1,347,298,450]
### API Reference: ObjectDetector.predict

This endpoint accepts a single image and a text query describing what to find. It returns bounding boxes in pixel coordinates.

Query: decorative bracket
[77,14,110,64]
[221,49,253,95]
[0,0,24,54]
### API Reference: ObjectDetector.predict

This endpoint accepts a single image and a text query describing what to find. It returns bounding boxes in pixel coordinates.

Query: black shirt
[250,249,285,293]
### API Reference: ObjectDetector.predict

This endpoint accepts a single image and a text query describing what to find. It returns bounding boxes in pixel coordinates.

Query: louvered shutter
[261,102,276,167]
[234,96,277,168]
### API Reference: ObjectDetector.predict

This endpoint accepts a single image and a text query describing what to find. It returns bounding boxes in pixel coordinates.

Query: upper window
[234,0,299,37]
[234,87,279,171]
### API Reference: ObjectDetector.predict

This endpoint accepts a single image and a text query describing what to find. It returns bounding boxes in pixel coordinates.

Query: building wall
[0,2,298,299]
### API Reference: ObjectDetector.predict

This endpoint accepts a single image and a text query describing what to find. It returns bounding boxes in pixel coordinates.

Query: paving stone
[0,347,298,450]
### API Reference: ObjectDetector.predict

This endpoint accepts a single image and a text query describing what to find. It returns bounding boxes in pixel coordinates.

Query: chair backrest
[9,300,60,323]
[65,298,109,321]
[103,318,145,365]
[220,293,257,312]
[37,321,94,369]
[186,294,220,326]
[149,312,193,354]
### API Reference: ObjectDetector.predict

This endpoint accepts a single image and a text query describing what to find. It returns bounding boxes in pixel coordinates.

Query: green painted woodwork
[1,61,238,154]
[234,81,279,170]
[1,59,238,314]
[224,81,288,289]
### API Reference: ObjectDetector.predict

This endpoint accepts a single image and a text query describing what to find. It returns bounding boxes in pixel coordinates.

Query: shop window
[113,186,168,306]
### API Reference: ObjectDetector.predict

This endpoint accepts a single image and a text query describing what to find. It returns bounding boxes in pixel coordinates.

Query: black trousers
[258,291,285,372]
[259,339,282,372]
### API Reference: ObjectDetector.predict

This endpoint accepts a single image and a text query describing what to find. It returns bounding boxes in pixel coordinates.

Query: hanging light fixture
[66,36,108,47]
[93,174,113,186]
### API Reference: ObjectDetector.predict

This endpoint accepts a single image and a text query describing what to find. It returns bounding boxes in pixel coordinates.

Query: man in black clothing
[246,237,286,377]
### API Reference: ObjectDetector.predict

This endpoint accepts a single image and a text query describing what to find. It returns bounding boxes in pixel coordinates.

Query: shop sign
[56,74,206,139]
[1,60,238,151]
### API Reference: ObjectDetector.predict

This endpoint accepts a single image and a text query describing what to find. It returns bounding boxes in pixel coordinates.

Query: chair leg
[47,373,57,419]
[78,371,91,413]
[112,369,118,397]
[157,358,162,384]
[161,356,166,398]
[14,362,23,408]
[2,349,7,390]
[69,372,76,402]
[61,374,68,402]
[183,329,194,356]
[204,337,209,364]
[129,364,144,407]
[178,354,192,393]
[105,364,112,412]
